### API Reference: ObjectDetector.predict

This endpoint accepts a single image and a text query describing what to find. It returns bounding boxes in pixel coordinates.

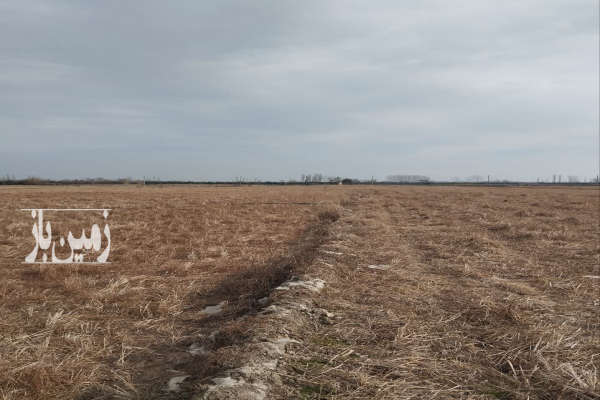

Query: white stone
[201,301,226,315]
[167,375,189,392]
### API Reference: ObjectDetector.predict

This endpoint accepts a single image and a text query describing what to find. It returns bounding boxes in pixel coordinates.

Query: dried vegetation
[0,185,598,399]
[280,186,599,399]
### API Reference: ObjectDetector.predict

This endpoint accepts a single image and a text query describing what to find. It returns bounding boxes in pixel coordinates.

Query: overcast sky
[1,1,598,181]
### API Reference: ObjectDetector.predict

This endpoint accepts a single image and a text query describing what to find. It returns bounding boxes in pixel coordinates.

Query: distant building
[386,175,430,183]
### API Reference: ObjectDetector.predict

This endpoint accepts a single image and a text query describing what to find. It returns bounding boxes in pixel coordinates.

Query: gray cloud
[1,0,597,181]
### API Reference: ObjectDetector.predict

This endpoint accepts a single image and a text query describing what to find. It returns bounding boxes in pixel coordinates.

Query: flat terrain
[0,185,598,399]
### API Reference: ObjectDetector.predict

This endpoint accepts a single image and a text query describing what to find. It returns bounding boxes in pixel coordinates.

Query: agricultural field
[0,185,598,399]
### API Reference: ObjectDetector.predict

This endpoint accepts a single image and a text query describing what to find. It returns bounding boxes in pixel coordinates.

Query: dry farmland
[0,185,598,399]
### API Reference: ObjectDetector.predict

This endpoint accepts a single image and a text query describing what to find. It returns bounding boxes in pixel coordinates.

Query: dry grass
[0,185,344,399]
[0,185,598,399]
[277,186,600,399]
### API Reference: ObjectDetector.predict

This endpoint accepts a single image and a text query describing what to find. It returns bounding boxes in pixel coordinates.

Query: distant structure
[386,174,430,183]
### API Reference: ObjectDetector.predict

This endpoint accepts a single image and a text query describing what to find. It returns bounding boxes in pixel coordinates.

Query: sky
[1,0,598,181]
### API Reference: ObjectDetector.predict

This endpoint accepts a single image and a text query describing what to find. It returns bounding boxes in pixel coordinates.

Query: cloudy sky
[1,1,598,181]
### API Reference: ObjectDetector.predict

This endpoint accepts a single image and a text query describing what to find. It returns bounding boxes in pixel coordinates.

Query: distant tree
[24,176,43,185]
[568,175,579,183]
